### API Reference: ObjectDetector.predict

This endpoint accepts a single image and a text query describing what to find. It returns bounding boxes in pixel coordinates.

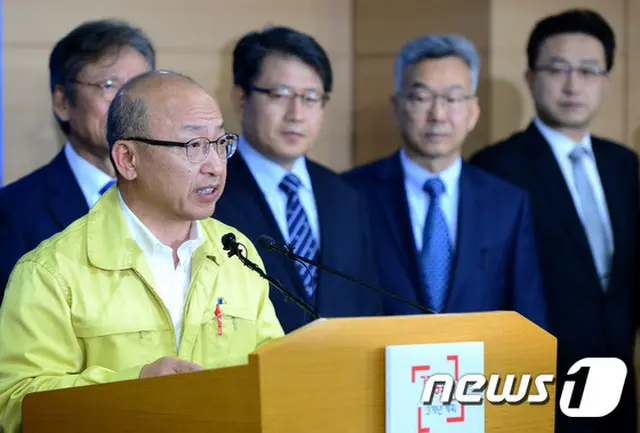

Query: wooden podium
[22,311,556,433]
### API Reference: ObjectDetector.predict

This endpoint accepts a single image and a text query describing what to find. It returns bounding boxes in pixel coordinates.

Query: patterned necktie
[569,146,612,289]
[99,180,116,196]
[420,177,453,312]
[279,173,319,297]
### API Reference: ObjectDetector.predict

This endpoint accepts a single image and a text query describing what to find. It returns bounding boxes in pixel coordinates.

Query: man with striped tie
[0,20,155,295]
[343,34,547,329]
[214,26,383,333]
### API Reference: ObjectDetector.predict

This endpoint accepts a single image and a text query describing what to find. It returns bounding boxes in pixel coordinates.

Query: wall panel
[353,0,634,165]
[2,0,353,184]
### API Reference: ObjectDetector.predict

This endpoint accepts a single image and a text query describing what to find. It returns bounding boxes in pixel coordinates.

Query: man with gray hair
[344,34,547,327]
[0,70,284,433]
[0,19,156,295]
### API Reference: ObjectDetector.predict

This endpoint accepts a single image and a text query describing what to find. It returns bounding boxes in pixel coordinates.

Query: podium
[22,311,556,433]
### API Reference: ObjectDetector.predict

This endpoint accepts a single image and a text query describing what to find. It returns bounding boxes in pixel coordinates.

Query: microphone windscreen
[221,233,237,250]
[257,235,276,249]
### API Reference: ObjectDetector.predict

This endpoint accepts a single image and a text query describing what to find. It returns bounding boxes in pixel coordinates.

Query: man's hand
[139,357,203,378]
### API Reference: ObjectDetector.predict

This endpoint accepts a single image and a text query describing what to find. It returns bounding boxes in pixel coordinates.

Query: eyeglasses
[534,64,607,81]
[251,85,330,108]
[72,78,123,100]
[402,90,475,113]
[122,133,239,163]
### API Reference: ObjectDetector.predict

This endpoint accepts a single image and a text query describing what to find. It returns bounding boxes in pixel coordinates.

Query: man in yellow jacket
[0,70,285,432]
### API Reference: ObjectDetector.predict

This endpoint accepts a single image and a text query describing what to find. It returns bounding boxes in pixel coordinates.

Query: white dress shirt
[534,117,614,253]
[400,148,462,252]
[237,137,320,245]
[118,190,203,350]
[64,142,116,208]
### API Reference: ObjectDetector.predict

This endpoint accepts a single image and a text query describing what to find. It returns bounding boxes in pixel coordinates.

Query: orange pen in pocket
[215,298,223,336]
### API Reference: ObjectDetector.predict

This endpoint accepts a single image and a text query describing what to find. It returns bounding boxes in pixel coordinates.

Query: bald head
[106,70,220,149]
[107,69,230,228]
[123,70,202,112]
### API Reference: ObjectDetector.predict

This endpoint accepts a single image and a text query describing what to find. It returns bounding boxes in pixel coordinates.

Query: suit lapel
[445,164,487,310]
[223,154,304,294]
[46,150,89,229]
[224,154,285,244]
[524,124,596,271]
[372,153,425,302]
[306,162,338,299]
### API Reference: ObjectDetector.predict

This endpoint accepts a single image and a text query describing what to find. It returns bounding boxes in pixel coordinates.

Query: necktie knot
[279,173,302,197]
[423,177,445,198]
[99,180,116,196]
[569,145,589,162]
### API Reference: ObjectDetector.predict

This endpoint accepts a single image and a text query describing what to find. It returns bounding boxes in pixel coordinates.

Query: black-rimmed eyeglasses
[121,133,239,163]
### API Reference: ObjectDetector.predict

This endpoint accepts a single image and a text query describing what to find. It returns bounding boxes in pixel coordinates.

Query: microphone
[221,233,319,319]
[257,235,435,315]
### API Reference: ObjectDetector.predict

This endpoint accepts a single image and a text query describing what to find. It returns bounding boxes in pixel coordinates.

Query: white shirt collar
[117,189,203,260]
[237,136,312,192]
[64,142,116,207]
[534,117,593,158]
[399,148,462,195]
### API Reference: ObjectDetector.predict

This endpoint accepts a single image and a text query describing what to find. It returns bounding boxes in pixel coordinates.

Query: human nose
[284,94,304,121]
[427,95,448,121]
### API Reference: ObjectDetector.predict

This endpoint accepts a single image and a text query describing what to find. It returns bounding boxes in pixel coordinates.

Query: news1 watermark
[421,357,627,418]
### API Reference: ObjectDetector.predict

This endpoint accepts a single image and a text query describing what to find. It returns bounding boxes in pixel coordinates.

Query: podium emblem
[385,342,485,433]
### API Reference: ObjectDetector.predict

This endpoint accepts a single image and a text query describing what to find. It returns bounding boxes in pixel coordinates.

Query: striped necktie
[279,173,319,297]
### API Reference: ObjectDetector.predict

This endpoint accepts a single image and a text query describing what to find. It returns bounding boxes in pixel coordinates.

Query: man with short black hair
[471,9,638,433]
[0,19,155,293]
[214,26,382,333]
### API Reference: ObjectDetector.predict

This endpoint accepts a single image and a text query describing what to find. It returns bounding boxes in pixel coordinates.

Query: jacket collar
[86,187,226,273]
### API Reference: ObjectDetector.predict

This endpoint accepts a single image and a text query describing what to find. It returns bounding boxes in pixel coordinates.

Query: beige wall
[2,0,353,185]
[353,0,640,165]
[3,1,638,179]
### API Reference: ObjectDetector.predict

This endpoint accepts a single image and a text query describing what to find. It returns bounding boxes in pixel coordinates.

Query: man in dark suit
[470,9,637,433]
[343,34,547,329]
[0,20,155,294]
[213,26,382,333]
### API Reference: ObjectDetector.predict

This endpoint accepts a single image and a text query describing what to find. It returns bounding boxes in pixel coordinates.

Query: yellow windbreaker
[0,188,284,432]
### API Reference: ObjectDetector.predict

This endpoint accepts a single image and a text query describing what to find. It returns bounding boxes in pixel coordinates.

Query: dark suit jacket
[213,153,383,333]
[0,150,88,296]
[470,123,639,433]
[342,152,547,329]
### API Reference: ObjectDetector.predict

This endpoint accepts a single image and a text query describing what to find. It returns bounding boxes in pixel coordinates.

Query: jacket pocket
[75,321,174,370]
[199,304,258,369]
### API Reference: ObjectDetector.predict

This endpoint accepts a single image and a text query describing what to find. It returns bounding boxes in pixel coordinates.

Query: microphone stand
[227,243,320,320]
[261,237,434,315]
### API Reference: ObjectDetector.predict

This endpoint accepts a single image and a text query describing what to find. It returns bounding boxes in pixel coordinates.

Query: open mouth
[195,186,218,197]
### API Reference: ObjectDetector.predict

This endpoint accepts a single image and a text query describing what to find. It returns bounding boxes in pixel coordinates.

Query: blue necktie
[420,177,453,312]
[99,180,115,196]
[279,173,319,297]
